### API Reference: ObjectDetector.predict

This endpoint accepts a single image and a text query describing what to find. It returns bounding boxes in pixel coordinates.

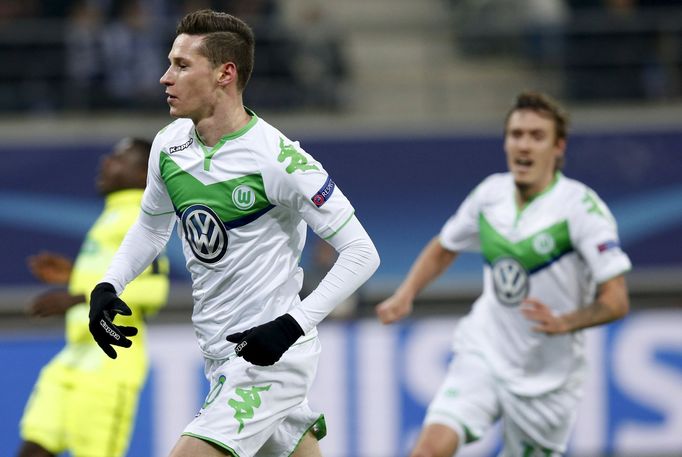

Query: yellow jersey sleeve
[66,189,170,345]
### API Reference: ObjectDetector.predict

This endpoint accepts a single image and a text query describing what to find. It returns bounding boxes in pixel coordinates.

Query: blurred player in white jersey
[86,9,379,457]
[376,91,631,457]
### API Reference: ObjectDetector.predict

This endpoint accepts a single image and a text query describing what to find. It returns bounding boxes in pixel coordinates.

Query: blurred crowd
[4,0,682,114]
[0,0,347,112]
[450,0,682,101]
[452,0,682,101]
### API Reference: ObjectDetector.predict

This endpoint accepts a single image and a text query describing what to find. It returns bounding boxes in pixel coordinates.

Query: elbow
[604,294,629,323]
[615,295,630,320]
[369,244,381,276]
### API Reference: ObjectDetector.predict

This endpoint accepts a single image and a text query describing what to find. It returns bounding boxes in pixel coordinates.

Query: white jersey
[440,172,631,395]
[143,111,354,359]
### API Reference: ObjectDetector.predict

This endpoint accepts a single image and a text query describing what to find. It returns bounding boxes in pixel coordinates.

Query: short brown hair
[505,91,569,142]
[176,9,255,91]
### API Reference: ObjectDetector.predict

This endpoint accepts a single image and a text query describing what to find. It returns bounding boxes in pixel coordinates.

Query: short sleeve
[439,186,482,252]
[141,133,175,216]
[570,188,632,283]
[263,137,355,239]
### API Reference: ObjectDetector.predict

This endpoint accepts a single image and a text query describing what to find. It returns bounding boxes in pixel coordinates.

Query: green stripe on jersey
[479,213,573,273]
[160,153,271,221]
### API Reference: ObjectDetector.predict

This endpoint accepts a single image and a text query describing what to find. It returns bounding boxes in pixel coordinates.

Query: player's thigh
[257,405,326,457]
[290,431,322,457]
[168,435,235,457]
[20,364,69,455]
[68,378,142,457]
[423,352,500,449]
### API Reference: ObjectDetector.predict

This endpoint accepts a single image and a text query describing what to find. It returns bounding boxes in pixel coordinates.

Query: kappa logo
[168,138,194,154]
[228,385,272,433]
[491,257,529,306]
[100,319,120,340]
[181,204,228,263]
[232,185,256,210]
[235,341,248,353]
[278,138,319,174]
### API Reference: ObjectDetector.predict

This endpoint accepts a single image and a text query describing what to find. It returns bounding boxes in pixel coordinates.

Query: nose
[516,134,532,152]
[160,67,172,86]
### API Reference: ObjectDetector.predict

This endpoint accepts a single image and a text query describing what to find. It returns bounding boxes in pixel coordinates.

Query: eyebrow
[509,127,546,133]
[169,55,185,61]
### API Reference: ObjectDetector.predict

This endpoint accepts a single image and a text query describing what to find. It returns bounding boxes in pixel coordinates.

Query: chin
[513,177,532,191]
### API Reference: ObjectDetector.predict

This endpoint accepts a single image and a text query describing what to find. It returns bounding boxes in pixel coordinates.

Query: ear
[554,137,566,167]
[216,62,238,87]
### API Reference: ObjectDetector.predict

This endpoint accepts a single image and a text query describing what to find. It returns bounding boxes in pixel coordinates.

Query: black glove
[88,282,138,359]
[226,313,304,366]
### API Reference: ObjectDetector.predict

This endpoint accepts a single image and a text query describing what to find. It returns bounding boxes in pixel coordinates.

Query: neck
[515,172,556,206]
[194,98,250,147]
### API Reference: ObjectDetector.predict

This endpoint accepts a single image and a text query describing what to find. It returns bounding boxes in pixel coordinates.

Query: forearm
[395,237,458,301]
[102,211,174,294]
[69,293,86,307]
[290,216,379,333]
[560,275,629,332]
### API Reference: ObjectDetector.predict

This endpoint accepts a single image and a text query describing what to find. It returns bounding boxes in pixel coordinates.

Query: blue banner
[4,130,681,289]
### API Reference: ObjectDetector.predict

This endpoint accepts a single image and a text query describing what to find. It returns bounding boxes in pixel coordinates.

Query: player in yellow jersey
[17,138,170,457]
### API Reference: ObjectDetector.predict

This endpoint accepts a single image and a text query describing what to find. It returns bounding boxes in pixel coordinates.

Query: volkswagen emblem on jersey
[491,257,529,306]
[232,185,256,210]
[532,232,556,256]
[181,204,228,263]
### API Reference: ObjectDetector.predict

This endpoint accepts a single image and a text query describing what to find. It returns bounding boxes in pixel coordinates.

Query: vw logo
[181,204,228,263]
[232,185,256,210]
[491,257,528,306]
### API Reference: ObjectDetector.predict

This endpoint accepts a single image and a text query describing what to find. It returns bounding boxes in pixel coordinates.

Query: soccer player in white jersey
[87,9,379,457]
[376,91,631,457]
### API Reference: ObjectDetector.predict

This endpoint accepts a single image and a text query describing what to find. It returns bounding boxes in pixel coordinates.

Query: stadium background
[1,0,681,456]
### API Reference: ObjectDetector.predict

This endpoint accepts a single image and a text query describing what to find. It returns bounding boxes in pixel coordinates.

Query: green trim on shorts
[310,414,327,441]
[429,409,480,443]
[288,414,327,456]
[182,432,240,457]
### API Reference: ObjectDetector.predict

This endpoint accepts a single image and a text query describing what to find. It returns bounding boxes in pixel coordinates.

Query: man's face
[504,109,565,194]
[160,34,220,120]
[96,140,145,195]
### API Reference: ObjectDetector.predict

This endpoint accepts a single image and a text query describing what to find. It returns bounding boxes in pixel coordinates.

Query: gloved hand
[88,282,138,359]
[226,313,304,366]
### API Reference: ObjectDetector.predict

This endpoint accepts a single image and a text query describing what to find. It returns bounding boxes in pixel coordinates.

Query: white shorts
[184,334,326,457]
[424,351,582,456]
